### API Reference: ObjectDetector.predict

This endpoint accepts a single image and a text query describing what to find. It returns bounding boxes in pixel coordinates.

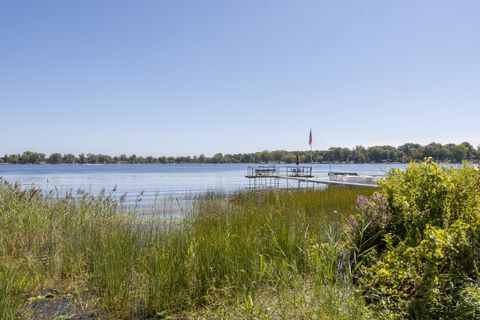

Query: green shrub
[349,160,480,319]
[457,283,480,319]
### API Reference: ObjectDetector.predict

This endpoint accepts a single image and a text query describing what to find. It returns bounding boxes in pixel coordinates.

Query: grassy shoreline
[0,181,373,319]
[3,161,480,319]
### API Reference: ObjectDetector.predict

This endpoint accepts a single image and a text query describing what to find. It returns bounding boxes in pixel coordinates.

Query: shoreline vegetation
[1,142,479,165]
[1,180,373,319]
[1,160,480,319]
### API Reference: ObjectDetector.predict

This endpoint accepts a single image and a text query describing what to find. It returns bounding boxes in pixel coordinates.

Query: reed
[0,181,373,319]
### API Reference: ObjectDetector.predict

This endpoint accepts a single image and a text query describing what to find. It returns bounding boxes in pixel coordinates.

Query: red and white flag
[308,129,312,146]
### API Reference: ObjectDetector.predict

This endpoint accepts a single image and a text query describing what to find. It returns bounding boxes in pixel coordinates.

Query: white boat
[328,171,375,184]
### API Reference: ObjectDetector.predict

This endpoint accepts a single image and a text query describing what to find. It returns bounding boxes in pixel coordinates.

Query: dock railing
[246,165,314,178]
[285,166,313,178]
[246,165,278,177]
[245,165,379,189]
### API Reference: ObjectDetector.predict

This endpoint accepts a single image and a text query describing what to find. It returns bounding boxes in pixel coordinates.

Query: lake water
[0,163,406,211]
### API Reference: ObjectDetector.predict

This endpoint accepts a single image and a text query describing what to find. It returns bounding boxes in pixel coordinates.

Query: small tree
[47,153,63,164]
[63,154,76,163]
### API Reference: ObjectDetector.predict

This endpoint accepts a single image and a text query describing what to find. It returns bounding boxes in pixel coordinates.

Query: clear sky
[1,1,479,156]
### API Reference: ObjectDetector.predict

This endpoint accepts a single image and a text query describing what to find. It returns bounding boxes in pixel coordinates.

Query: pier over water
[245,165,379,189]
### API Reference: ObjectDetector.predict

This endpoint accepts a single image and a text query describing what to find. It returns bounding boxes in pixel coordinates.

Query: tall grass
[0,181,373,319]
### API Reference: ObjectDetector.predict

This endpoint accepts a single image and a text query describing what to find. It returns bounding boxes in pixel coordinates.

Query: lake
[0,163,406,212]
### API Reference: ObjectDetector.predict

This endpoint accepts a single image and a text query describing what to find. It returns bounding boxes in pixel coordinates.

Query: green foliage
[2,151,46,164]
[349,159,480,319]
[2,141,479,164]
[47,152,63,164]
[0,270,24,320]
[6,159,480,318]
[0,180,373,318]
[142,188,373,316]
[457,283,480,319]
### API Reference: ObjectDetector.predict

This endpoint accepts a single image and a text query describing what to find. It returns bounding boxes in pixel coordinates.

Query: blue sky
[1,1,479,156]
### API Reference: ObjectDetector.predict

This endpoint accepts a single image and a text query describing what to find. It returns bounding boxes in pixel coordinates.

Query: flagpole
[310,143,313,163]
[309,128,313,164]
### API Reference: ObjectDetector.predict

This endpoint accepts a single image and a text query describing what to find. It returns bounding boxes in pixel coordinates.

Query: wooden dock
[274,175,378,188]
[245,165,379,189]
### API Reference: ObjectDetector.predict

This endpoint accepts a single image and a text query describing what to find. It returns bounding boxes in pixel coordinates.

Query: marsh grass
[0,180,373,319]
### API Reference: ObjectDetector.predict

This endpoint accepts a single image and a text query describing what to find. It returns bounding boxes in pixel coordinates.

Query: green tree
[78,153,86,164]
[47,153,63,164]
[451,144,468,162]
[398,143,424,161]
[212,153,224,163]
[145,156,155,163]
[97,154,112,164]
[86,154,98,164]
[63,154,76,163]
[19,151,45,164]
[351,145,368,163]
[460,142,476,160]
[128,154,137,164]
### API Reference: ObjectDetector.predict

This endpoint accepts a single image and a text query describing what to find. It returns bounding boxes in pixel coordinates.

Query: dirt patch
[26,289,94,320]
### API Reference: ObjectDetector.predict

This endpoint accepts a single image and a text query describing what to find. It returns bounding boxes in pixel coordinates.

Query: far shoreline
[0,161,476,166]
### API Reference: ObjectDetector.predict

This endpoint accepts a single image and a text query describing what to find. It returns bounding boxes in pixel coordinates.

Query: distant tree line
[1,142,479,165]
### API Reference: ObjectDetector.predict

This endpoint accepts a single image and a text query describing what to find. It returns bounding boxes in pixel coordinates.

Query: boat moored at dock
[245,165,380,189]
